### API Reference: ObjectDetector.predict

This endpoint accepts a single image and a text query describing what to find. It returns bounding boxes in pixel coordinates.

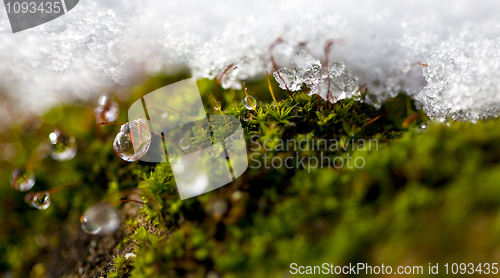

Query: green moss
[1,75,499,278]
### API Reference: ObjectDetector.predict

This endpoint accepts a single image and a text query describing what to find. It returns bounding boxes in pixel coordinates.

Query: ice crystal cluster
[272,46,359,103]
[1,0,500,122]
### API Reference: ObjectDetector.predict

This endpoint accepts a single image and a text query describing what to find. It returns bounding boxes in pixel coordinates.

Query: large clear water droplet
[49,129,77,161]
[11,168,35,192]
[243,95,257,110]
[113,118,152,162]
[94,95,119,123]
[32,192,51,210]
[81,203,120,235]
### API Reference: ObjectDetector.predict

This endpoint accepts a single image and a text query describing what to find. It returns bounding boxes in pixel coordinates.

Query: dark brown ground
[38,202,143,278]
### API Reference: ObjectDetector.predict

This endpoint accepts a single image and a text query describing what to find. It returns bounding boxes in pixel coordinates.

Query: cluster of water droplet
[81,203,121,235]
[49,129,77,161]
[9,96,147,220]
[9,96,123,213]
[113,117,152,162]
[11,129,80,210]
[273,47,359,103]
[94,95,120,124]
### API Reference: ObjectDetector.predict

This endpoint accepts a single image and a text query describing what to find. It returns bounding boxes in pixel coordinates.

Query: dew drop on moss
[213,101,221,111]
[94,95,119,124]
[243,95,257,110]
[32,192,50,210]
[81,203,120,235]
[49,129,77,161]
[11,168,35,192]
[113,118,151,162]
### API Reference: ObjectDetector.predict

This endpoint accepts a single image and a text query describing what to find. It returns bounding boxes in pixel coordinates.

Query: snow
[1,0,500,123]
[417,22,500,122]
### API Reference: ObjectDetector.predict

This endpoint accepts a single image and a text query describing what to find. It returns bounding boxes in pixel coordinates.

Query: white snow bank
[0,0,499,123]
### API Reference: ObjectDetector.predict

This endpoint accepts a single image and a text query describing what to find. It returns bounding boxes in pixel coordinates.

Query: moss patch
[1,75,499,278]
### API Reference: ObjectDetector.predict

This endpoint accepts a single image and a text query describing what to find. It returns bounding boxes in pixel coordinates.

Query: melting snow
[1,0,500,123]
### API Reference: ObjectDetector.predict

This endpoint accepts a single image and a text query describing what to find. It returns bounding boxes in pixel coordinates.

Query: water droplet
[11,168,35,192]
[81,203,120,235]
[49,130,77,161]
[214,102,221,111]
[94,95,119,123]
[32,192,51,210]
[243,95,257,110]
[178,137,191,151]
[113,118,152,162]
[417,123,428,134]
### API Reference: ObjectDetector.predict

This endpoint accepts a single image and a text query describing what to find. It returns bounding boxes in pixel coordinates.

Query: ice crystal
[2,0,500,123]
[273,47,359,103]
